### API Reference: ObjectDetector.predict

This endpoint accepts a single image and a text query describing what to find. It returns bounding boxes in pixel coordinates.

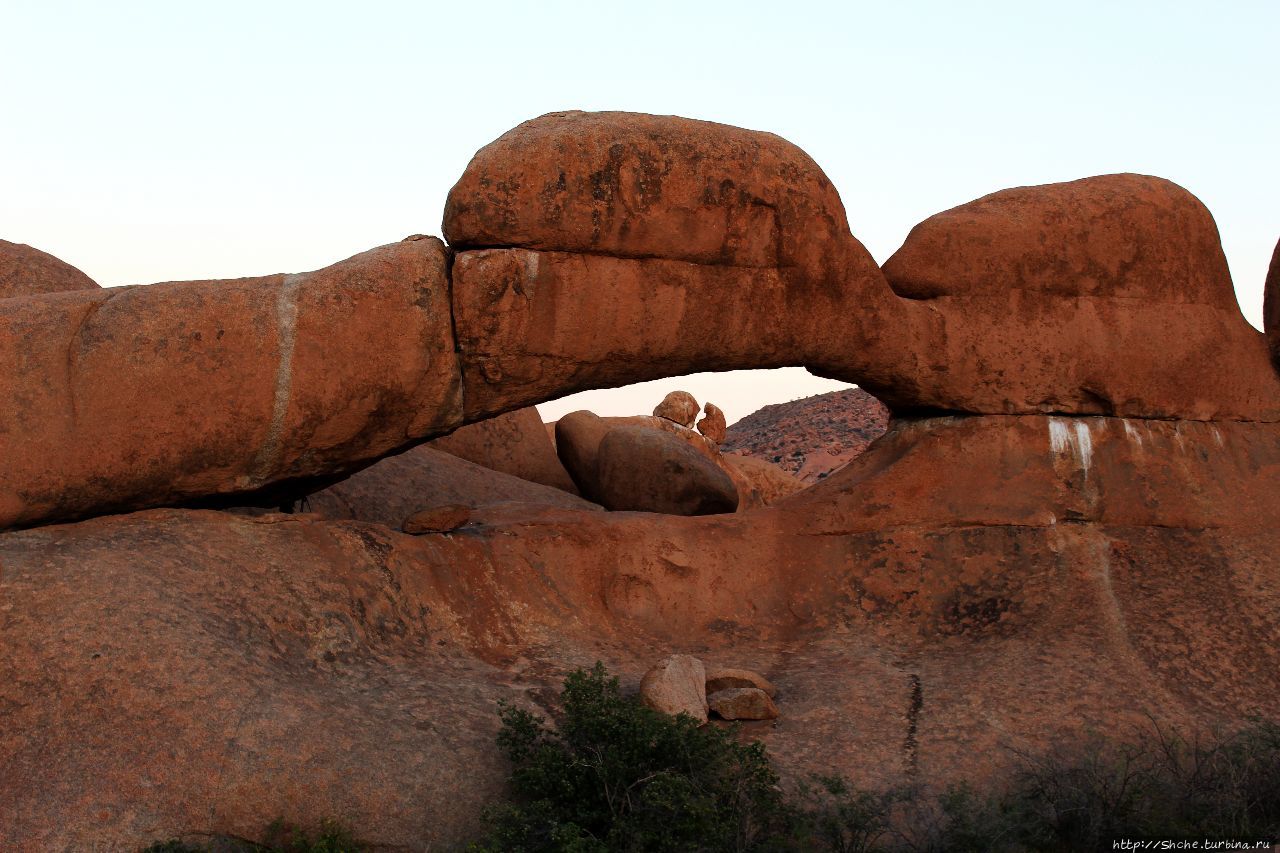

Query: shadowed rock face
[2,110,1280,849]
[1263,236,1280,369]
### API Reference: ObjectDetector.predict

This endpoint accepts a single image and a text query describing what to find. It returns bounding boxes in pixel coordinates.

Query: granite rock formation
[1,110,1278,850]
[877,174,1280,419]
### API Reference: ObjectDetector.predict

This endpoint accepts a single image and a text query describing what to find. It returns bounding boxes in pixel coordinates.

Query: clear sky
[4,1,1276,425]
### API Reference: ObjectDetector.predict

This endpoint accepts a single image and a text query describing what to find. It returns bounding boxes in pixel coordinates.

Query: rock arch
[2,110,1278,530]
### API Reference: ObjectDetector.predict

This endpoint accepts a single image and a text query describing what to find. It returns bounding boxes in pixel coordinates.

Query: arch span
[2,111,1277,529]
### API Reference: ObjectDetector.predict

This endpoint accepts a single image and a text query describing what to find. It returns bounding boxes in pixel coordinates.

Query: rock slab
[430,407,579,494]
[705,667,778,698]
[0,237,462,530]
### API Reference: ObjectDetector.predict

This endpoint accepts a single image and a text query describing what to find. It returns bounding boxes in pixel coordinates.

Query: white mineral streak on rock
[1048,417,1094,479]
[1122,420,1144,446]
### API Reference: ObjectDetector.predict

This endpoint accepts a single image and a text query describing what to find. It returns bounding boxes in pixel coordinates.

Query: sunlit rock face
[0,239,99,299]
[2,111,1279,849]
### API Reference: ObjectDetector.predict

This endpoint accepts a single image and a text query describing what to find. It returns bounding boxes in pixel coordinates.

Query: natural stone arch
[3,110,1279,531]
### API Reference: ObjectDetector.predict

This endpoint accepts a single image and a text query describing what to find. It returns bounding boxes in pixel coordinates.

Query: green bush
[474,665,1280,852]
[141,666,1280,852]
[470,662,793,852]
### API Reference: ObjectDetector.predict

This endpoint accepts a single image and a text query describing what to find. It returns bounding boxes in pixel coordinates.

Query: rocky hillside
[721,387,890,483]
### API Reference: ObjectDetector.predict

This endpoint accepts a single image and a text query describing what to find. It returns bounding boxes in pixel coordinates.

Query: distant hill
[721,388,890,483]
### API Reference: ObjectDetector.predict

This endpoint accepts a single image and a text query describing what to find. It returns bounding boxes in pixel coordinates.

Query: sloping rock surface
[306,444,598,527]
[429,406,579,494]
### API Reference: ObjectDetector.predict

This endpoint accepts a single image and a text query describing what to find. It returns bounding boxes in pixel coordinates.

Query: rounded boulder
[653,390,700,428]
[595,425,739,515]
[0,239,99,299]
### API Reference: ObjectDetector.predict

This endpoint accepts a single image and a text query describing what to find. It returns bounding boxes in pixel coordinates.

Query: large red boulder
[0,239,99,299]
[875,174,1280,420]
[653,390,700,428]
[444,111,853,278]
[0,237,461,530]
[553,410,614,501]
[554,409,788,512]
[884,174,1238,307]
[594,425,739,515]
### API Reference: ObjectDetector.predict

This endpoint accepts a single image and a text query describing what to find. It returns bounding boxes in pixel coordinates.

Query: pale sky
[3,1,1276,426]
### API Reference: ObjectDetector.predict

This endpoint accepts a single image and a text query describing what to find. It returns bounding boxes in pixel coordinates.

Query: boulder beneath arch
[429,406,578,495]
[595,425,739,515]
